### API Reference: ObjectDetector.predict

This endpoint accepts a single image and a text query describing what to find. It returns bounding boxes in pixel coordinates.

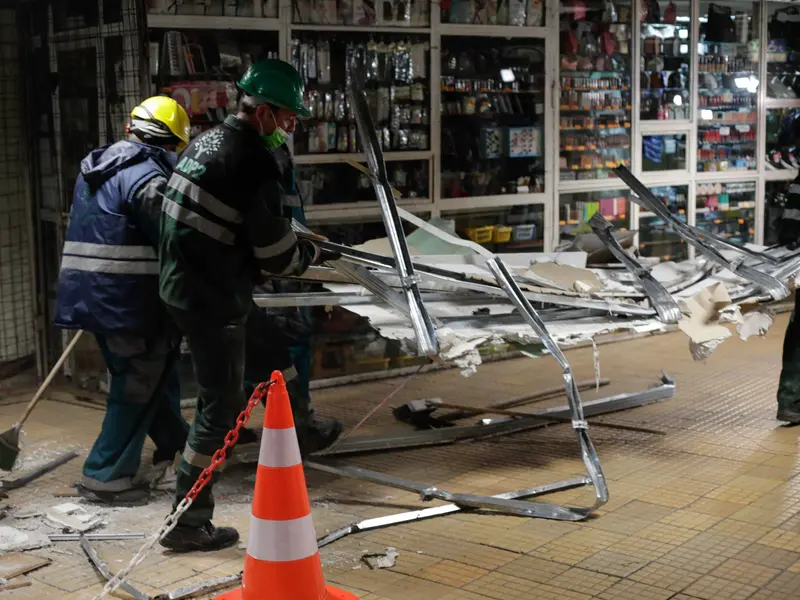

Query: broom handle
[18,330,84,427]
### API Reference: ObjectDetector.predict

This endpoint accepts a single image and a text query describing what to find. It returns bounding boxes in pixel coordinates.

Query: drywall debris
[362,547,399,569]
[45,503,102,533]
[526,262,603,293]
[736,308,774,341]
[0,525,51,552]
[678,283,732,360]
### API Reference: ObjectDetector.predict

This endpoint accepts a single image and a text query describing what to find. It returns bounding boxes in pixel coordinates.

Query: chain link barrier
[92,381,273,600]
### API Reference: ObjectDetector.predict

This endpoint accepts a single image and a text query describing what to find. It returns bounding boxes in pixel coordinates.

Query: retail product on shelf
[642,134,686,171]
[767,3,800,100]
[640,1,690,121]
[766,107,800,171]
[695,181,756,244]
[292,36,430,154]
[440,37,545,197]
[696,3,759,172]
[440,0,544,26]
[451,205,544,251]
[298,160,428,206]
[292,0,430,26]
[559,0,632,181]
[152,29,278,135]
[147,0,278,18]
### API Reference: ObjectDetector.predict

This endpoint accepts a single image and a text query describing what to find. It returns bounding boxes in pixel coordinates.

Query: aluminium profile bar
[315,240,656,316]
[486,257,608,515]
[614,166,788,300]
[589,212,682,324]
[347,62,438,357]
[315,374,674,456]
[316,477,590,547]
[81,537,150,600]
[306,462,592,521]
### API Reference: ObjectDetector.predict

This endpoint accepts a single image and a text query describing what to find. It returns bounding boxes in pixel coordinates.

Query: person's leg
[81,333,176,505]
[778,295,800,423]
[161,310,244,552]
[289,342,342,454]
[146,337,190,464]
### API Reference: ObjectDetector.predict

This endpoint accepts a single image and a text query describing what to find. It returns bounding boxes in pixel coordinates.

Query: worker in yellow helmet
[54,96,192,506]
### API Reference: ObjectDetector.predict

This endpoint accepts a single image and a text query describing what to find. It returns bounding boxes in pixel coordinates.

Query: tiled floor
[1,313,799,599]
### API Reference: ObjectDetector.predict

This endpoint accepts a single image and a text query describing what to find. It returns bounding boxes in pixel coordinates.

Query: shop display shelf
[147,14,280,30]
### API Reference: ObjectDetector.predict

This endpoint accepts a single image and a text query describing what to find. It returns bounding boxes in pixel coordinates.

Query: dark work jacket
[54,140,174,335]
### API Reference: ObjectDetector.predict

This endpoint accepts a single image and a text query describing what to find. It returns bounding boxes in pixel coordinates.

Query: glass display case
[291,0,429,25]
[440,36,546,198]
[642,133,687,171]
[640,0,691,121]
[440,0,544,26]
[297,159,429,206]
[150,29,279,138]
[766,2,800,100]
[559,189,630,246]
[444,205,545,252]
[696,1,759,173]
[638,185,688,261]
[291,33,430,156]
[696,180,756,243]
[766,107,800,171]
[559,0,632,182]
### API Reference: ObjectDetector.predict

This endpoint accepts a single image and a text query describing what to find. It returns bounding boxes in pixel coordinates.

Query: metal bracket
[347,61,438,357]
[589,212,682,324]
[614,166,788,301]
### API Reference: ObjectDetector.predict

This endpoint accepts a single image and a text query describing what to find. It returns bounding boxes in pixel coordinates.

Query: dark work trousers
[169,308,247,527]
[82,330,188,492]
[243,302,311,424]
[777,293,800,417]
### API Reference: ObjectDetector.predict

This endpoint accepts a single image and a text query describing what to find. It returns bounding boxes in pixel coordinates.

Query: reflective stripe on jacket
[54,140,173,334]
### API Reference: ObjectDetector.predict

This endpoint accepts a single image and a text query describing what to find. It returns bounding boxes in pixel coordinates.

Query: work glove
[300,240,342,265]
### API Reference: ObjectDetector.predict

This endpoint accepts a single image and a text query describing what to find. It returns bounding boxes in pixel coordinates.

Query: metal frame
[588,213,682,323]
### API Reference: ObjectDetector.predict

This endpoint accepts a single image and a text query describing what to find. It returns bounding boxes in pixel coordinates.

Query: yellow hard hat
[130,96,190,151]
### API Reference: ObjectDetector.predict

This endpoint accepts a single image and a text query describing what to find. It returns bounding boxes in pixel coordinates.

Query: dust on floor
[0,314,798,599]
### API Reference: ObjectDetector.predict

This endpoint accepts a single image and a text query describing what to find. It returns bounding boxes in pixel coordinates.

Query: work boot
[77,484,151,507]
[298,414,343,456]
[234,427,260,446]
[159,522,239,553]
[777,408,800,425]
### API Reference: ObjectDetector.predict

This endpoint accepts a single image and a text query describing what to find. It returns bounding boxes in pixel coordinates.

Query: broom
[0,330,84,471]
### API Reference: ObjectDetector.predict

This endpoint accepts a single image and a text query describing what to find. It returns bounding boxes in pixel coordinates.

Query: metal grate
[17,0,148,374]
[0,7,35,378]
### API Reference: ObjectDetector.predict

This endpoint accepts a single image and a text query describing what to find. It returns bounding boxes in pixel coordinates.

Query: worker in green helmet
[157,59,340,552]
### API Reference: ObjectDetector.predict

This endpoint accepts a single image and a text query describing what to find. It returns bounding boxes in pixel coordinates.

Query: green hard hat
[237,59,311,119]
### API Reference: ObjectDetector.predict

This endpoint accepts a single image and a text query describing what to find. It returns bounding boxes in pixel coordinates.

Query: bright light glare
[673,95,683,106]
[500,69,515,83]
[679,29,688,39]
[701,109,713,120]
[735,75,759,93]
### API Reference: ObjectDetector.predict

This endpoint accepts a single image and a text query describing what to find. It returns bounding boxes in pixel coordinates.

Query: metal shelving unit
[144,0,800,255]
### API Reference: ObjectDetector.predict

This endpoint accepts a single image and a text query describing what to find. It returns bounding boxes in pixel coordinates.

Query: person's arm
[779,177,800,248]
[245,177,317,276]
[130,174,167,249]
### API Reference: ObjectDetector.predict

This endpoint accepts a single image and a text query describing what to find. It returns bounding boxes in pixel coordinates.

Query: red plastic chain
[184,380,273,503]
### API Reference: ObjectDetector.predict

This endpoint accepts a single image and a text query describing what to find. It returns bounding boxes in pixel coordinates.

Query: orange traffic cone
[216,372,357,600]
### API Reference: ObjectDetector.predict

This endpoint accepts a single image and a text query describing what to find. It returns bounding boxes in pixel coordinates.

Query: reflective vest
[54,140,174,335]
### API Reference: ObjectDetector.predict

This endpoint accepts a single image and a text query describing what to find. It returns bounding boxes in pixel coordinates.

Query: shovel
[0,330,84,471]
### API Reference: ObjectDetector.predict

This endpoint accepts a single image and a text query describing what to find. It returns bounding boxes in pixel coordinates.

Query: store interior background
[2,0,799,392]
